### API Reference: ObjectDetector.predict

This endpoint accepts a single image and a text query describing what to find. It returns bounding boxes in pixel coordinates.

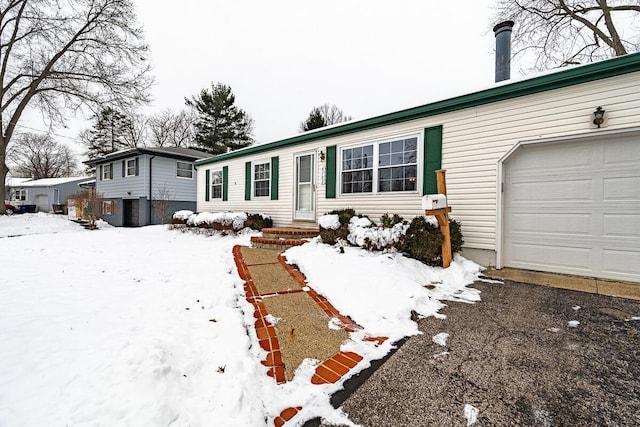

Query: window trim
[125,159,136,177]
[252,159,271,199]
[338,132,422,196]
[176,161,193,179]
[12,188,27,201]
[102,163,112,180]
[210,169,223,200]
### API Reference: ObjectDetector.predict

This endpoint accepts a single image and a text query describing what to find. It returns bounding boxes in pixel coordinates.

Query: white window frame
[176,161,193,179]
[102,164,112,180]
[339,132,421,196]
[12,189,27,201]
[125,159,136,177]
[210,169,223,200]
[252,160,270,198]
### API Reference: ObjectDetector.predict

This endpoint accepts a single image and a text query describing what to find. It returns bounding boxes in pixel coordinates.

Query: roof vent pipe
[493,20,514,82]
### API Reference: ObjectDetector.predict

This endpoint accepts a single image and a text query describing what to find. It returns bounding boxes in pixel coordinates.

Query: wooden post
[425,169,452,268]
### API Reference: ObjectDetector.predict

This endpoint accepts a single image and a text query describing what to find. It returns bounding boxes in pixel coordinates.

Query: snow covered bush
[347,215,409,251]
[318,210,464,265]
[170,211,272,234]
[318,208,355,244]
[244,213,273,231]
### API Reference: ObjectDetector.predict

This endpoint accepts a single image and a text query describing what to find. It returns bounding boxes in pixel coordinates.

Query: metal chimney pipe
[493,20,514,82]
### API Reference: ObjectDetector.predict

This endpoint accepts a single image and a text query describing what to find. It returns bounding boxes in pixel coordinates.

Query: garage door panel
[602,249,640,278]
[603,177,640,200]
[603,214,640,237]
[511,179,592,201]
[503,134,640,283]
[603,137,640,165]
[509,213,591,236]
[509,243,591,271]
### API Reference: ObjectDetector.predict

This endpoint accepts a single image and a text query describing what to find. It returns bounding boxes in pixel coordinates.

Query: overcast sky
[25,0,503,153]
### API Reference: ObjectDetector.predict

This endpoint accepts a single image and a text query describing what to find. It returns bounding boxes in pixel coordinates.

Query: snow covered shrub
[347,215,409,251]
[244,213,273,231]
[318,208,356,244]
[398,216,443,265]
[188,212,248,231]
[171,210,193,225]
[380,213,405,228]
[399,216,464,266]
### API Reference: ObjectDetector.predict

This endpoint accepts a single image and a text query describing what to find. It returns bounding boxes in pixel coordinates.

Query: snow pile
[186,211,248,230]
[432,332,449,346]
[0,212,84,238]
[347,216,409,250]
[317,214,340,230]
[567,320,580,328]
[285,239,482,340]
[464,404,479,426]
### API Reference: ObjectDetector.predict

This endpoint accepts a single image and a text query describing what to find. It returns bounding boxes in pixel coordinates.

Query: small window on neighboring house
[103,164,112,180]
[102,201,114,215]
[125,159,136,177]
[253,161,270,198]
[210,170,223,199]
[12,189,27,201]
[177,161,193,178]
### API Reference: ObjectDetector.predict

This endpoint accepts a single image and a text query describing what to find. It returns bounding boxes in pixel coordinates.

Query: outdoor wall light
[127,191,132,195]
[593,106,605,128]
[319,150,326,162]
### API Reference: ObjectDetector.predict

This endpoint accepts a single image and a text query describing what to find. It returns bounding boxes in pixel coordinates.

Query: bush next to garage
[317,211,464,266]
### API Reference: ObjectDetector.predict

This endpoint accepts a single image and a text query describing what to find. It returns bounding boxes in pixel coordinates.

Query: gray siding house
[8,177,89,212]
[86,147,209,226]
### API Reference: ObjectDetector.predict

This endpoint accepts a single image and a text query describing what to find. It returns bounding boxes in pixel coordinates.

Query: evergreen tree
[82,107,137,160]
[300,107,327,132]
[185,83,254,155]
[300,104,351,132]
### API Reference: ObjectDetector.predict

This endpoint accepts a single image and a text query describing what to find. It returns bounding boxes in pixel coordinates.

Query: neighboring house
[4,177,32,203]
[85,147,209,227]
[8,177,89,213]
[196,52,640,285]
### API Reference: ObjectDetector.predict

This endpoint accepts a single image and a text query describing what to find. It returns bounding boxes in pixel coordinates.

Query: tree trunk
[0,144,9,215]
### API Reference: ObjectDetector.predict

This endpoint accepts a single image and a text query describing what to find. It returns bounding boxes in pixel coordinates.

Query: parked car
[4,203,18,215]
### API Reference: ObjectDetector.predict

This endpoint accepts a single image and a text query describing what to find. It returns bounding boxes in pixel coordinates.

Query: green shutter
[423,125,443,195]
[270,156,279,201]
[245,161,252,201]
[222,166,228,201]
[325,145,337,199]
[205,169,210,201]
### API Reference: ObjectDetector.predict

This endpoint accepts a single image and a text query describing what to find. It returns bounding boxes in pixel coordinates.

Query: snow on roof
[5,177,32,186]
[16,177,90,187]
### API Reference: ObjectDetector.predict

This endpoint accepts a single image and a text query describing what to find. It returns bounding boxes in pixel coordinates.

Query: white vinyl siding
[196,71,640,265]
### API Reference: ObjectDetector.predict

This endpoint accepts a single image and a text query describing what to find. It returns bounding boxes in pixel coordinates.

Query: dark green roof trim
[195,53,640,167]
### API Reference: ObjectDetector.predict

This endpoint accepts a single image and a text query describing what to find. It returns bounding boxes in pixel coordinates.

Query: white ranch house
[195,53,640,285]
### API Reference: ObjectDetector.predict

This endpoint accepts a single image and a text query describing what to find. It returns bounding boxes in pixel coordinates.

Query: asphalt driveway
[319,279,640,426]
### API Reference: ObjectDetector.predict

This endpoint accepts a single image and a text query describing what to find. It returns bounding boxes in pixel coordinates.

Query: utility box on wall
[422,194,447,210]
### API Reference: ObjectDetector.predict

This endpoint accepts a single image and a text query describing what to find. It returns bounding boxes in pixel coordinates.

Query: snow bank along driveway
[0,214,482,426]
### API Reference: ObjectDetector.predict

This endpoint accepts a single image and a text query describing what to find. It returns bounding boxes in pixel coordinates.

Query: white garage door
[503,133,640,283]
[35,194,49,212]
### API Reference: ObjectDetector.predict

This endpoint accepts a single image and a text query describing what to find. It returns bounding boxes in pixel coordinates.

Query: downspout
[148,155,156,225]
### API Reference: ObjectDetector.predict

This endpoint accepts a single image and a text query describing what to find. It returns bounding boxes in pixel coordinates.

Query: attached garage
[34,194,50,212]
[502,130,640,283]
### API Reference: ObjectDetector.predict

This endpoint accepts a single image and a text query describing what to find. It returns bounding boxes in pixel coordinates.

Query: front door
[294,152,316,221]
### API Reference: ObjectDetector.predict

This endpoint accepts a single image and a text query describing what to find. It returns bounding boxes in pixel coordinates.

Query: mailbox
[422,194,447,210]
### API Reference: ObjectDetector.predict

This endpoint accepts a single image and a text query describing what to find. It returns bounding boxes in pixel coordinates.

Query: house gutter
[148,155,156,225]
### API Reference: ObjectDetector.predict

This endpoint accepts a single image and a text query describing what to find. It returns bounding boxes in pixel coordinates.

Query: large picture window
[340,135,418,195]
[210,170,223,199]
[253,162,270,197]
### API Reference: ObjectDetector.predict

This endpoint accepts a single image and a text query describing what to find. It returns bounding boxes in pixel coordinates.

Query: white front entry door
[294,152,316,221]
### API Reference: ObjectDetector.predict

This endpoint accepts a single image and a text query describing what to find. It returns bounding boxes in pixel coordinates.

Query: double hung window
[177,161,193,178]
[253,162,270,198]
[340,135,418,194]
[125,159,136,177]
[210,170,223,199]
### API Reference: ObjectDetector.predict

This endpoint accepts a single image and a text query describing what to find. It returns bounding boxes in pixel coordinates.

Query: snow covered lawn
[0,214,483,426]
